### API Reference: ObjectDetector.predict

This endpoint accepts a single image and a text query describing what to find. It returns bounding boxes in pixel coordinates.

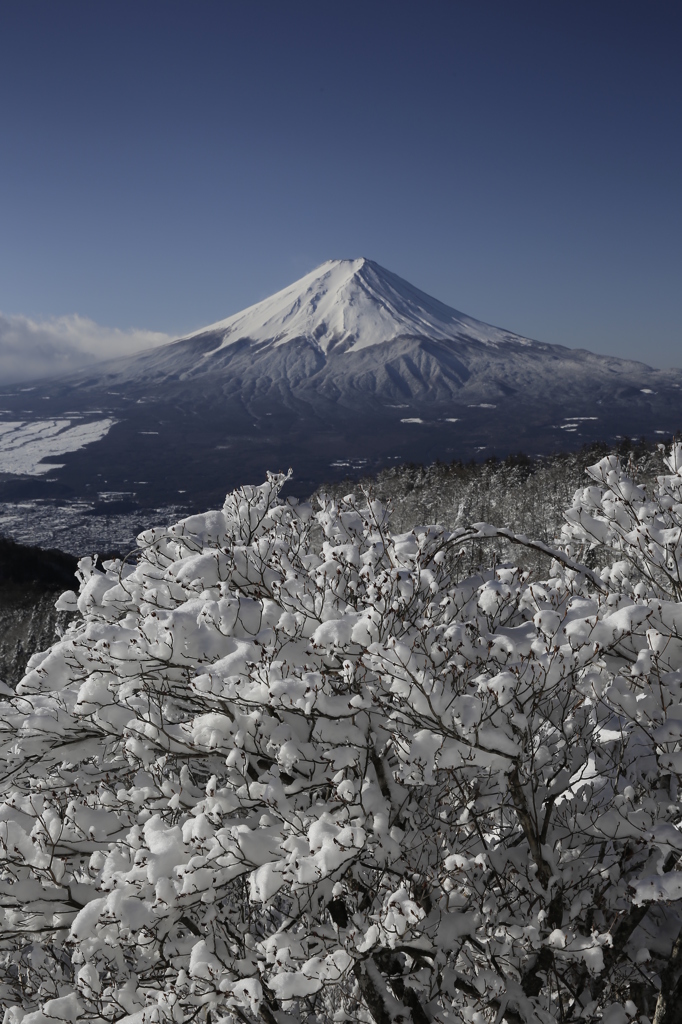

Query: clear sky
[0,0,680,381]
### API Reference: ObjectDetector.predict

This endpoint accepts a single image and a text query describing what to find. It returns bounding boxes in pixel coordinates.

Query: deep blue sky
[0,1,680,368]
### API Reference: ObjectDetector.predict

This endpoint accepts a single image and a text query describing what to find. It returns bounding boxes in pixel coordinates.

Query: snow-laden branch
[3,450,682,1024]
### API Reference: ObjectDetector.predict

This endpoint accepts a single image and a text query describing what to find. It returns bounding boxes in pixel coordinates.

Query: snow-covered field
[0,418,115,475]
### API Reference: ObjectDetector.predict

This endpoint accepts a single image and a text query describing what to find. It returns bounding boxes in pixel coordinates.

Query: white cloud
[0,311,173,385]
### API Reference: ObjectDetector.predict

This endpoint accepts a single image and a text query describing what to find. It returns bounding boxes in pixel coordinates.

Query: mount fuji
[1,258,681,505]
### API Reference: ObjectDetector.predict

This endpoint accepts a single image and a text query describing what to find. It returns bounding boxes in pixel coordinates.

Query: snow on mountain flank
[0,256,680,505]
[186,258,533,355]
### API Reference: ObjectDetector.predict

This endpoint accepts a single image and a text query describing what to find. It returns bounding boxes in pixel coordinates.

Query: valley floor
[0,497,190,555]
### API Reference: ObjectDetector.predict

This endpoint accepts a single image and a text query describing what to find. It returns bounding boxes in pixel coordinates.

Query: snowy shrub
[4,450,682,1024]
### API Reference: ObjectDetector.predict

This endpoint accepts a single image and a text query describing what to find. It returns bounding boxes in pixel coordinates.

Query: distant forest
[314,436,675,577]
[0,435,675,684]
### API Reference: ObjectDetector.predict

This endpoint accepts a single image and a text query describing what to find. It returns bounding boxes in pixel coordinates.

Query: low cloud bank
[0,312,173,385]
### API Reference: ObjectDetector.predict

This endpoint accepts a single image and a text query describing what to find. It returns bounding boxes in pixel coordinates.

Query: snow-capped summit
[2,257,681,506]
[185,258,528,356]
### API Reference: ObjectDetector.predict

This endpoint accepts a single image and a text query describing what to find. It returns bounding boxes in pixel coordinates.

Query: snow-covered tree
[4,450,682,1024]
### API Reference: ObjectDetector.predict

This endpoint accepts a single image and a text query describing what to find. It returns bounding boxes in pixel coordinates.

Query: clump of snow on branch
[4,448,682,1024]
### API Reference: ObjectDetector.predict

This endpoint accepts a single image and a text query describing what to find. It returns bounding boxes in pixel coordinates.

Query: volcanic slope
[1,258,680,504]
